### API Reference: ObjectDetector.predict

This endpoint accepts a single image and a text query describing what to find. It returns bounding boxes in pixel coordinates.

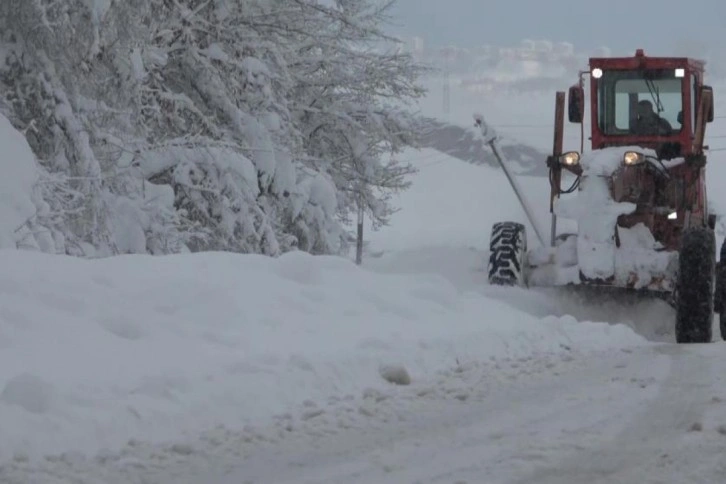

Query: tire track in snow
[210,347,669,484]
[509,344,725,484]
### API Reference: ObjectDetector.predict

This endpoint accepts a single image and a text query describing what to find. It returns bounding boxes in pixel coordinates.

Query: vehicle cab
[568,49,714,160]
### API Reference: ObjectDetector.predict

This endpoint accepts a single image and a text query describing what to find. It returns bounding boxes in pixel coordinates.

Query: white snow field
[4,78,726,483]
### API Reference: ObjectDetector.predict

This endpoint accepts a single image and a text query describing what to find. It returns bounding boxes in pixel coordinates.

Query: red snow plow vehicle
[483,49,723,344]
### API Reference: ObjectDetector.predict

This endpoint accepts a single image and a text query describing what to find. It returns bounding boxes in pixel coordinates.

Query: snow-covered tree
[274,0,429,228]
[0,0,184,255]
[0,0,427,257]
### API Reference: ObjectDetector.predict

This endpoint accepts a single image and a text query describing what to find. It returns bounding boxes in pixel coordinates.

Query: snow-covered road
[217,343,726,484]
[9,339,726,483]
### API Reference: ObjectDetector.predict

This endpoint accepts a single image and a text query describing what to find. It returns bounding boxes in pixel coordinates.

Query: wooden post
[355,201,364,265]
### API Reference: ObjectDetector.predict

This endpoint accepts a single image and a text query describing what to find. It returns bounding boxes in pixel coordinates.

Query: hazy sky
[389,0,726,58]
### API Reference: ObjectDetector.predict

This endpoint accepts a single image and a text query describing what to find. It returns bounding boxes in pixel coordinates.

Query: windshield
[597,69,684,136]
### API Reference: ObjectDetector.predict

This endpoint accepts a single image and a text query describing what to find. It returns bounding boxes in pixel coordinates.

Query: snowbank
[0,249,647,462]
[0,113,39,248]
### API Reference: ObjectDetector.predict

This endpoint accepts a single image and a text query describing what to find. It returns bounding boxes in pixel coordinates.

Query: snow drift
[0,113,40,249]
[0,249,647,462]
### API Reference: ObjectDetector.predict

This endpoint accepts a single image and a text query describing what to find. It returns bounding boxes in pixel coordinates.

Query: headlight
[623,151,645,166]
[559,151,581,167]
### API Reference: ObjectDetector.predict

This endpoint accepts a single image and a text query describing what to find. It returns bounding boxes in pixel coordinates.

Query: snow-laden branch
[0,0,427,256]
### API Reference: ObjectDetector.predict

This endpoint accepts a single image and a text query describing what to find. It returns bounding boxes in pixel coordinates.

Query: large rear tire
[488,222,527,286]
[675,226,715,344]
[716,239,726,340]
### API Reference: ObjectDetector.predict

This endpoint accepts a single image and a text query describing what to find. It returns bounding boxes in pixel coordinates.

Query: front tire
[488,222,527,286]
[675,226,715,343]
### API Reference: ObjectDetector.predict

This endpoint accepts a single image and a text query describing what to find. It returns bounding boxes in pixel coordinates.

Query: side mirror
[568,85,584,124]
[703,85,714,123]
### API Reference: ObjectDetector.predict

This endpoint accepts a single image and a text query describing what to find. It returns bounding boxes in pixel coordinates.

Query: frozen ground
[4,75,726,483]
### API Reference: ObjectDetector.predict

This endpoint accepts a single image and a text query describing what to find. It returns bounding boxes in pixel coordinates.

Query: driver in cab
[633,99,672,135]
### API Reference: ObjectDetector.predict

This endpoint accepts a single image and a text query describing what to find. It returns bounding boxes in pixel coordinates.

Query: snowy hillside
[418,117,548,175]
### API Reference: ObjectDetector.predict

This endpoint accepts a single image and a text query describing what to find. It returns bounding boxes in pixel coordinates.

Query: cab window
[597,69,684,135]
